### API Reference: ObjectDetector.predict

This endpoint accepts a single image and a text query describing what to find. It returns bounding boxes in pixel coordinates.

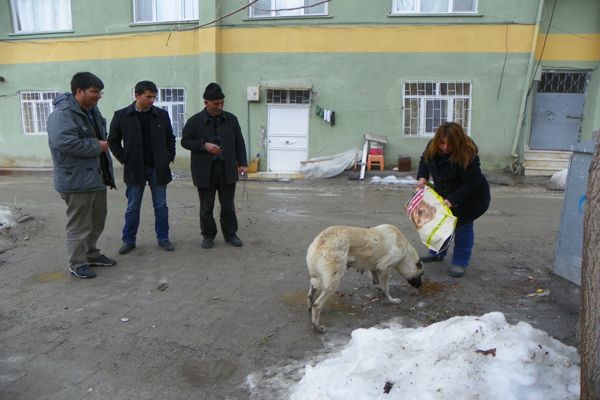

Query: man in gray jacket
[47,72,117,279]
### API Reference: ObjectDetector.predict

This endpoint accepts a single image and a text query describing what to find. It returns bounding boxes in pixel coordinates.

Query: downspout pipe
[510,0,545,169]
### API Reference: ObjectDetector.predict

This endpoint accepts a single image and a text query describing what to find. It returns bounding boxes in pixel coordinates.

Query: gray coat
[47,93,115,193]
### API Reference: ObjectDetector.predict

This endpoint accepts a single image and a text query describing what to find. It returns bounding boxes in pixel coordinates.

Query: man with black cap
[181,82,248,249]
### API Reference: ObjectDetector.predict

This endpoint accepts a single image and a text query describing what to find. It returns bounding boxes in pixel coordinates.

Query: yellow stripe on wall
[535,33,600,61]
[1,25,597,65]
[0,29,215,64]
[220,25,534,54]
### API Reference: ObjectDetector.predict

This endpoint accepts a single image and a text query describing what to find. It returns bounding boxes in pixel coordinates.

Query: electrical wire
[496,24,509,100]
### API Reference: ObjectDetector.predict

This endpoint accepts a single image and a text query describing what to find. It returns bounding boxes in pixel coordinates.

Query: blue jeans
[430,222,474,268]
[122,167,169,244]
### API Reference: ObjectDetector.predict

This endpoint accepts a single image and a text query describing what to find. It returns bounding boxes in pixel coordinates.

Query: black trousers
[197,161,238,240]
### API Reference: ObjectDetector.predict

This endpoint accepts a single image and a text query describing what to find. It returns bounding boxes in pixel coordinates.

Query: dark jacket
[417,150,490,224]
[108,103,175,186]
[47,93,115,193]
[180,108,247,189]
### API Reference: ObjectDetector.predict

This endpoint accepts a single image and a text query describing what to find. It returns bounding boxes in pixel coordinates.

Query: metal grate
[538,72,589,94]
[266,89,310,104]
[19,91,60,135]
[155,87,186,138]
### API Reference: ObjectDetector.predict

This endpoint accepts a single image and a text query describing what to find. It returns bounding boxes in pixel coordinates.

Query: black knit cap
[203,82,225,100]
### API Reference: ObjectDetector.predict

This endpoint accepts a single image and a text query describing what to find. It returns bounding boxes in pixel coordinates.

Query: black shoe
[158,240,175,251]
[87,254,117,266]
[226,235,243,247]
[201,238,214,249]
[421,255,444,263]
[119,243,136,255]
[69,264,96,279]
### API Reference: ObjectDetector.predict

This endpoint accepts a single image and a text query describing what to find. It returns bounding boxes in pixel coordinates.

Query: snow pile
[248,312,579,400]
[0,206,15,229]
[547,169,568,191]
[370,175,418,185]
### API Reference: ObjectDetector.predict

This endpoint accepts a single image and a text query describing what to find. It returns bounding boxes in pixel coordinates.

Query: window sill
[8,29,75,37]
[130,20,199,27]
[244,15,332,22]
[388,13,482,18]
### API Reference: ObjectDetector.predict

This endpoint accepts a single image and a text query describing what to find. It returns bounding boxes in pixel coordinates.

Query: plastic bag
[406,186,457,252]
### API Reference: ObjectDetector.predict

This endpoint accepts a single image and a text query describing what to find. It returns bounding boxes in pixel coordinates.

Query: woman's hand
[443,199,453,208]
[415,178,428,190]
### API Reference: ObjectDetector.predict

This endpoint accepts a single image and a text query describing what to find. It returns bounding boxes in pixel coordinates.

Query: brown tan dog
[306,224,424,333]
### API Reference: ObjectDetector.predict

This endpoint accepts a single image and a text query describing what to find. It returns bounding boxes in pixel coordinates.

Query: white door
[267,105,309,172]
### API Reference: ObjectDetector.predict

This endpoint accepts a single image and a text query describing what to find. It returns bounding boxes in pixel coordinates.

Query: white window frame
[19,91,61,135]
[132,0,198,24]
[403,81,472,137]
[10,0,72,34]
[391,0,478,14]
[249,0,328,18]
[154,87,186,138]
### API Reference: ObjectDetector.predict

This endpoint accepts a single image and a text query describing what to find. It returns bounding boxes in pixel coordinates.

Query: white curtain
[395,0,416,12]
[135,0,198,22]
[156,0,198,22]
[275,0,303,17]
[453,0,475,12]
[421,0,448,12]
[13,0,71,32]
[135,0,153,22]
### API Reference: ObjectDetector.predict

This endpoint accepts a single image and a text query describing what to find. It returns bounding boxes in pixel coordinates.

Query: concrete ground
[0,170,578,399]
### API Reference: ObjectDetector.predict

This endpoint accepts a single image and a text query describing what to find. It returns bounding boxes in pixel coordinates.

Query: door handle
[566,115,583,120]
[284,140,297,145]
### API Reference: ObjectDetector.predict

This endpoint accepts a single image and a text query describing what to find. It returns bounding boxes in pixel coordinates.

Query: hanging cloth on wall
[316,105,335,126]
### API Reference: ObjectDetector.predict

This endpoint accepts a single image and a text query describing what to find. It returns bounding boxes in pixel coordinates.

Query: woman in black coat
[416,122,490,278]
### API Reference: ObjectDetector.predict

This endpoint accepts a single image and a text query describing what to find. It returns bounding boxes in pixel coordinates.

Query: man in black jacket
[181,82,248,249]
[108,81,176,254]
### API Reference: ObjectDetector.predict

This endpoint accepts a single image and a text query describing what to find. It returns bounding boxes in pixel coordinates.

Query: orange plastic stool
[367,154,384,171]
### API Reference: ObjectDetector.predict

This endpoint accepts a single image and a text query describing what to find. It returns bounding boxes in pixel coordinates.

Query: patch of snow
[248,312,579,400]
[0,206,15,229]
[370,175,418,185]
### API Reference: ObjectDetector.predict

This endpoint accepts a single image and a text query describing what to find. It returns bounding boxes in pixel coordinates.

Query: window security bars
[154,88,186,138]
[392,0,477,14]
[538,72,590,94]
[403,81,471,136]
[133,0,198,23]
[249,0,328,18]
[19,91,60,135]
[266,89,311,105]
[11,0,72,33]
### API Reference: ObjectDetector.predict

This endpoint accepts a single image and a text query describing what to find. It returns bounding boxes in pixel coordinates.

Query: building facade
[0,0,598,174]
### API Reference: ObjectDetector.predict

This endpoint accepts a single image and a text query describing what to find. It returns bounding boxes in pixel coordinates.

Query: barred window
[249,0,327,18]
[266,89,310,104]
[538,71,589,94]
[19,91,60,135]
[154,88,186,138]
[403,81,471,136]
[392,0,477,14]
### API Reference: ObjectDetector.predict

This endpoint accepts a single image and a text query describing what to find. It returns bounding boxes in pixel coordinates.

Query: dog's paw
[313,324,327,334]
[388,297,402,304]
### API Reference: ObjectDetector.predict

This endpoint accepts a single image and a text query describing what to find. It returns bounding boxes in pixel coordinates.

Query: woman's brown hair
[423,122,478,169]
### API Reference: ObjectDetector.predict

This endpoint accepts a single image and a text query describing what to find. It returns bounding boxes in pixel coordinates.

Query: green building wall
[0,0,598,171]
